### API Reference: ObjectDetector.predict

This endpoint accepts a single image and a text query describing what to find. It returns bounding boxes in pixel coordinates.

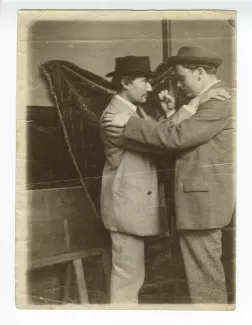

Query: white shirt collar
[115,94,137,112]
[197,80,222,96]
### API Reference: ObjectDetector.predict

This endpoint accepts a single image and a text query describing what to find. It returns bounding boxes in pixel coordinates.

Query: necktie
[136,106,143,118]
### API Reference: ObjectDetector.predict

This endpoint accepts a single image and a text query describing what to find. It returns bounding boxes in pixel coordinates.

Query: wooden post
[162,19,168,62]
[101,250,112,298]
[73,259,89,304]
[63,262,73,303]
[162,19,172,62]
[168,19,172,58]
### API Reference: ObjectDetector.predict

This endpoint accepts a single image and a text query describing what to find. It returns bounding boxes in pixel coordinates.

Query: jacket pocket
[183,178,210,192]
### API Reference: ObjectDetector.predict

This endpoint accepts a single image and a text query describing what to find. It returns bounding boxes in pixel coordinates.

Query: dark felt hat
[169,46,222,67]
[106,56,158,77]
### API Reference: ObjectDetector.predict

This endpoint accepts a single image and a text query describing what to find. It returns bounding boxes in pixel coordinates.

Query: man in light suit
[100,56,162,304]
[102,47,235,304]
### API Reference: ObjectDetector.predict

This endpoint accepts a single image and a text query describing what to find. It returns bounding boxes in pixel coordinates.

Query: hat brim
[168,56,222,68]
[105,70,158,78]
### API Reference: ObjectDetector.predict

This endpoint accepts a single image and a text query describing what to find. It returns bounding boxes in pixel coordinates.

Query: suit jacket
[157,105,194,237]
[124,81,236,230]
[100,95,162,236]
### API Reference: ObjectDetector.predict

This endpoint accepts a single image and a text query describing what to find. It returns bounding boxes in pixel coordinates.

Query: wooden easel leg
[101,249,111,298]
[63,262,72,303]
[72,259,89,304]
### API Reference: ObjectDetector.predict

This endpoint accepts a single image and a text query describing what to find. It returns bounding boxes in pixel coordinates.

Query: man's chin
[179,89,191,98]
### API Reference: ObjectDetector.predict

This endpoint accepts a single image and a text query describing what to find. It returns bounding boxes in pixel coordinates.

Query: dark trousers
[179,228,227,304]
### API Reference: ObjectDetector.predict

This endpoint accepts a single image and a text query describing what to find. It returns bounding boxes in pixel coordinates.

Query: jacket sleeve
[164,106,193,126]
[100,124,168,155]
[124,99,231,151]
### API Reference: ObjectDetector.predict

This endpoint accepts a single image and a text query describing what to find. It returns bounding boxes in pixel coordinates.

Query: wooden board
[27,185,110,262]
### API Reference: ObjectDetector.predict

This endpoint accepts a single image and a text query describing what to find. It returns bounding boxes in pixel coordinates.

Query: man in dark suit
[101,47,236,304]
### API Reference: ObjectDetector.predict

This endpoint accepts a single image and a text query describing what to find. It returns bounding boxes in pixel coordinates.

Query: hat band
[169,55,222,67]
[106,68,156,77]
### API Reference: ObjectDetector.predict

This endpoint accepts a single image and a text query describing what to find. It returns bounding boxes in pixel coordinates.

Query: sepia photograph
[16,10,236,310]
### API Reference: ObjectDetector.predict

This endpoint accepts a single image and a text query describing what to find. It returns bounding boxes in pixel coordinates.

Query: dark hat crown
[177,46,204,57]
[106,55,157,77]
[169,46,222,67]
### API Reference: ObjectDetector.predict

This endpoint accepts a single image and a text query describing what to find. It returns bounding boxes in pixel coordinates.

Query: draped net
[39,60,176,219]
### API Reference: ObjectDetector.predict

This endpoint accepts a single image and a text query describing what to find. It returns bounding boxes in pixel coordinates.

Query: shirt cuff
[182,104,197,115]
[165,109,176,118]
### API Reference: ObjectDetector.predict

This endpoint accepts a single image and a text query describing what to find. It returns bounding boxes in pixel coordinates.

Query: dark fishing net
[39,60,177,217]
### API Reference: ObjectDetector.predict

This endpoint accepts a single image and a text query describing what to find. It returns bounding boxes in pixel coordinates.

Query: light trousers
[110,231,145,304]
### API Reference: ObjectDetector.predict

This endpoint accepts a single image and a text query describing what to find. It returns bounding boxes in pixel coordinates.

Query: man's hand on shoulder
[187,88,231,114]
[101,111,131,139]
[101,111,131,128]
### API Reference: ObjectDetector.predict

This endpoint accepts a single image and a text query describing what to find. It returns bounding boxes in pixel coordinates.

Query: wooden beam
[162,19,172,62]
[168,19,172,57]
[162,19,168,62]
[30,247,109,269]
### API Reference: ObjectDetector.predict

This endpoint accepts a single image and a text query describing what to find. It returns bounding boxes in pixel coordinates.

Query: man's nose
[177,80,182,88]
[146,82,152,92]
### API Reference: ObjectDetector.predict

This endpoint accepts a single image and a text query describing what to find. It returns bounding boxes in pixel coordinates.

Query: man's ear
[121,77,130,90]
[197,67,204,81]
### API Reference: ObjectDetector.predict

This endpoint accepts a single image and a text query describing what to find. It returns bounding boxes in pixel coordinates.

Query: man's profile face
[126,76,152,104]
[175,64,202,98]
